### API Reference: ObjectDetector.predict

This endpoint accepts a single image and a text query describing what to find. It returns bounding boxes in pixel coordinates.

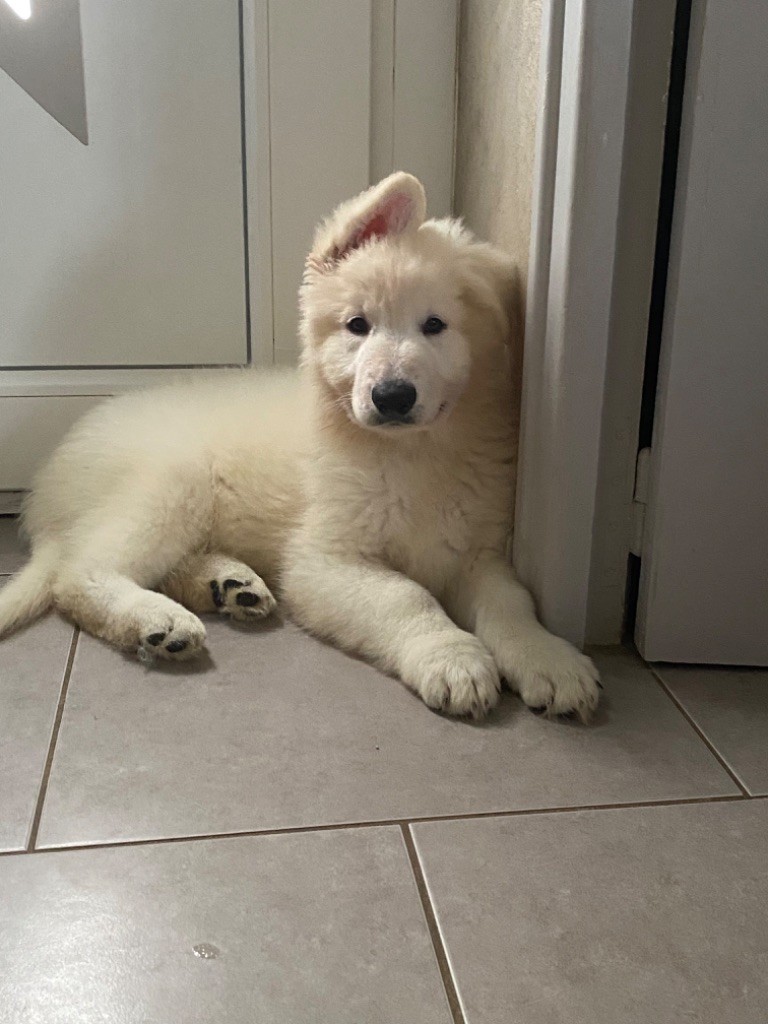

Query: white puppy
[0,173,599,720]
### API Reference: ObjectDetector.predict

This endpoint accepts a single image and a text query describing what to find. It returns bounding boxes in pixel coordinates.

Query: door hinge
[630,447,651,556]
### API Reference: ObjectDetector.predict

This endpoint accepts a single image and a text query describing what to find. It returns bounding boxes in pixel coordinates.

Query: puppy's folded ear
[451,235,523,369]
[307,172,426,275]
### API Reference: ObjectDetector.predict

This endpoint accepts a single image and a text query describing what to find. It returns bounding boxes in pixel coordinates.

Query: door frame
[514,0,678,647]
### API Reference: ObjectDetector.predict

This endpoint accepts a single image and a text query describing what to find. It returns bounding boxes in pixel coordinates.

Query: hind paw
[137,606,206,662]
[209,575,277,622]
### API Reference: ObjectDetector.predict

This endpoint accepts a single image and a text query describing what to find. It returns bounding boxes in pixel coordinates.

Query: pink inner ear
[347,192,413,252]
[355,212,391,246]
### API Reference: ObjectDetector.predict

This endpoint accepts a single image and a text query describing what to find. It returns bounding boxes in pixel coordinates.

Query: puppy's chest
[358,457,503,564]
[373,484,467,553]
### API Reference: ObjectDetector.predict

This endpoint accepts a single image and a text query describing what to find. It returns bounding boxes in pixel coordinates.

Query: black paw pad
[235,591,260,607]
[209,580,224,608]
[146,632,166,647]
[165,639,188,653]
[223,578,244,591]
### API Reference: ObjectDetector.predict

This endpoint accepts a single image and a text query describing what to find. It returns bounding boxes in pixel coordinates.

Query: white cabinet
[0,0,458,491]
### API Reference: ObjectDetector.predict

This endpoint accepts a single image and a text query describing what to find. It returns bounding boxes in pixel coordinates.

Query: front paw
[501,632,600,722]
[403,632,501,719]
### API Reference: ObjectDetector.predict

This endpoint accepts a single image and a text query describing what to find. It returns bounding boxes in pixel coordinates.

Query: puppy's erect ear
[307,172,426,274]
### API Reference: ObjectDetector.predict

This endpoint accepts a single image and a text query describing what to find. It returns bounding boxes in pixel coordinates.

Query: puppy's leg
[450,555,600,721]
[161,553,277,621]
[56,567,206,660]
[283,551,501,718]
[54,470,211,659]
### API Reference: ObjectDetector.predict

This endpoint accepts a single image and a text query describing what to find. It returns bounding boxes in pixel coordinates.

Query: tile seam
[27,628,79,851]
[4,791,760,859]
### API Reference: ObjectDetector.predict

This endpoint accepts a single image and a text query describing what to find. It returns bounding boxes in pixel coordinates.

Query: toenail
[165,639,188,653]
[529,705,548,716]
[235,591,260,607]
[147,633,166,646]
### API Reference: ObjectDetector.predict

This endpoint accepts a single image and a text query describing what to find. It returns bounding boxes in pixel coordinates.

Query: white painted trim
[0,367,237,398]
[241,0,274,366]
[268,0,373,363]
[266,0,458,362]
[391,0,459,218]
[585,0,676,643]
[370,0,396,183]
[371,0,458,213]
[516,0,674,646]
[514,0,636,646]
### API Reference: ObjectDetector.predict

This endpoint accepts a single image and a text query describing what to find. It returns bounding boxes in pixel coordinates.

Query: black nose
[371,379,417,417]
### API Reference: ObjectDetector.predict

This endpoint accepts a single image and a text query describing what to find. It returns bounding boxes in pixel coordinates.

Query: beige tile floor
[1,515,766,1023]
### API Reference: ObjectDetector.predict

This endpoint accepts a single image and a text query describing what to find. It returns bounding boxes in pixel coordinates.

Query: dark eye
[422,316,447,336]
[346,316,370,336]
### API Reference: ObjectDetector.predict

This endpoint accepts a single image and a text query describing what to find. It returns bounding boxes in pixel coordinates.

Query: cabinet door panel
[0,0,247,367]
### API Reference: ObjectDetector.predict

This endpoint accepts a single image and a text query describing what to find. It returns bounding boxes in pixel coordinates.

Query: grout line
[26,629,80,851]
[4,791,761,860]
[650,667,751,797]
[401,824,466,1024]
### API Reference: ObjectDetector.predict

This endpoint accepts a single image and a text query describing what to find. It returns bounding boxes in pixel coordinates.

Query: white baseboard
[0,395,104,490]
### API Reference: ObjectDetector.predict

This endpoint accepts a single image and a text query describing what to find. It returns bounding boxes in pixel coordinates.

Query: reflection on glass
[1,0,32,20]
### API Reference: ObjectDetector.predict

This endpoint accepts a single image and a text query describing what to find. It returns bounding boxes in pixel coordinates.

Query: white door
[636,0,768,664]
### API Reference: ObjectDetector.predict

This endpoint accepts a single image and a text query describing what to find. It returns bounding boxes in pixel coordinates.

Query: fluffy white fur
[0,172,599,720]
